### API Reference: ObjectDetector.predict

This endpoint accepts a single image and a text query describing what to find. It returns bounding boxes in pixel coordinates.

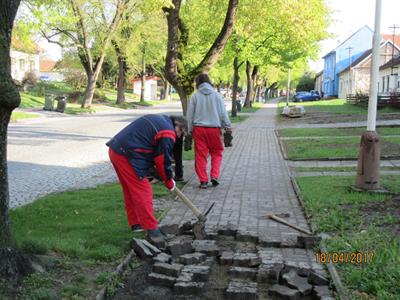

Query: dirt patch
[342,194,400,236]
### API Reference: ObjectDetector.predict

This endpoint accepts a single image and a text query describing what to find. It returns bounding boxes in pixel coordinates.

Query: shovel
[172,186,214,239]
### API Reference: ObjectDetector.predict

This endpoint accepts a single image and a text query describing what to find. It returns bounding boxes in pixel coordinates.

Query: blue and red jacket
[106,114,176,181]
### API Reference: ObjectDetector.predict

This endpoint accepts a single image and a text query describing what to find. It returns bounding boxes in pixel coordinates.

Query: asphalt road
[8,104,182,208]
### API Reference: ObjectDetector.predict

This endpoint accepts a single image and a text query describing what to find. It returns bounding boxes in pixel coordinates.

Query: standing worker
[187,74,232,189]
[106,114,187,238]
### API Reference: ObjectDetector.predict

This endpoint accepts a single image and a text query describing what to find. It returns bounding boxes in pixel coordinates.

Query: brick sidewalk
[161,99,309,245]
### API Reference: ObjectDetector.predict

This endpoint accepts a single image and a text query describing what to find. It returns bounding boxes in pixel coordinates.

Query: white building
[338,40,399,98]
[379,55,400,94]
[314,71,323,96]
[132,76,160,100]
[11,49,40,82]
[39,59,64,82]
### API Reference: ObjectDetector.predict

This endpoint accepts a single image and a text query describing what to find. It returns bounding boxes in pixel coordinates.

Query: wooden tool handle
[268,214,312,235]
[173,187,206,221]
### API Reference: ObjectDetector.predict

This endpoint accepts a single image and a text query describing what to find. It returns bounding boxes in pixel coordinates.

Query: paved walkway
[288,160,400,168]
[162,100,311,245]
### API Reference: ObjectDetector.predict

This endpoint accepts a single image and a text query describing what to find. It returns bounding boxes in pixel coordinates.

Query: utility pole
[389,24,400,75]
[286,67,291,106]
[346,46,353,95]
[355,0,382,191]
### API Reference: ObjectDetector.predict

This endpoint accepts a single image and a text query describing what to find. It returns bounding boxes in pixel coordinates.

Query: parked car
[293,91,321,102]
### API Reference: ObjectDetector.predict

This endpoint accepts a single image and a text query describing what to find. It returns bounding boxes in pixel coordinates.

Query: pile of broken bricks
[131,222,335,299]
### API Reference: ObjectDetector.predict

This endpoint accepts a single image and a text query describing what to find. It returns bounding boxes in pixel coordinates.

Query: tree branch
[192,0,239,75]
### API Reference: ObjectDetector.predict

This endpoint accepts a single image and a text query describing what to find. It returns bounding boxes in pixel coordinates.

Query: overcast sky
[309,0,400,71]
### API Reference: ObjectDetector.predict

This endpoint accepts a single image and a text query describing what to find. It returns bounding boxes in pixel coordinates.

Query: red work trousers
[193,126,224,183]
[108,148,158,230]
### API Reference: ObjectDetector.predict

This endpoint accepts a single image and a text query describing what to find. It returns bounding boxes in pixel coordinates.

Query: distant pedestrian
[106,114,187,239]
[187,74,232,189]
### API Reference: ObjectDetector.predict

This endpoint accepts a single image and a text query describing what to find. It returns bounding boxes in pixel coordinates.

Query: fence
[346,93,400,108]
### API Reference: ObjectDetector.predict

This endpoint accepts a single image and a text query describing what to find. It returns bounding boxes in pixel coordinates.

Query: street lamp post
[355,0,382,190]
[286,67,291,106]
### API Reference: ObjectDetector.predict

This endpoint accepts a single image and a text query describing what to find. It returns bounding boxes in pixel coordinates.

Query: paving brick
[160,224,180,235]
[176,271,193,283]
[182,265,210,282]
[281,270,313,296]
[297,235,322,249]
[177,252,207,265]
[313,285,333,299]
[174,281,205,295]
[233,253,261,267]
[268,284,300,300]
[192,240,220,256]
[217,225,238,236]
[308,271,329,286]
[147,272,176,288]
[131,239,160,260]
[152,262,183,277]
[259,236,281,247]
[153,252,172,264]
[226,281,257,300]
[219,251,234,265]
[257,263,284,284]
[167,235,194,256]
[236,230,259,243]
[229,266,258,280]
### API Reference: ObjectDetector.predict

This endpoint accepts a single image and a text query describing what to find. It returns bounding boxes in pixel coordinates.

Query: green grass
[20,92,45,108]
[278,98,399,115]
[282,136,400,160]
[10,182,171,261]
[240,102,263,113]
[231,115,249,123]
[297,175,400,299]
[10,111,40,121]
[183,148,194,160]
[279,127,400,138]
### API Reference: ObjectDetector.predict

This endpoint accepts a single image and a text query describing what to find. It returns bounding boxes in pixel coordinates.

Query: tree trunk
[244,61,253,108]
[81,71,97,108]
[0,0,34,285]
[140,48,146,102]
[161,80,170,100]
[231,57,241,117]
[116,55,126,104]
[164,0,238,115]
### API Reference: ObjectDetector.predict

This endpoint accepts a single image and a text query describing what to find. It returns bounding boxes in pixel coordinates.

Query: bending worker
[106,114,187,238]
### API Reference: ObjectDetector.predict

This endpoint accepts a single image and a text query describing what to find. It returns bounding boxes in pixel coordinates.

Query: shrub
[64,70,86,90]
[67,91,82,103]
[22,71,37,88]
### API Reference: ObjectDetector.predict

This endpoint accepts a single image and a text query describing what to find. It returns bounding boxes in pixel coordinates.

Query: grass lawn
[278,98,398,115]
[296,175,400,299]
[6,182,178,299]
[183,148,194,160]
[19,92,45,108]
[240,102,263,113]
[282,136,400,160]
[231,115,249,123]
[279,126,400,138]
[10,111,40,121]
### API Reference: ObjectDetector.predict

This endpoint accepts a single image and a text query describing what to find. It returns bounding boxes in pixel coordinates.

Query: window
[29,61,35,72]
[386,75,390,92]
[19,59,25,70]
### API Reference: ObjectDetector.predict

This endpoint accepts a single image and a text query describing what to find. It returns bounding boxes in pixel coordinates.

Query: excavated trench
[113,223,334,300]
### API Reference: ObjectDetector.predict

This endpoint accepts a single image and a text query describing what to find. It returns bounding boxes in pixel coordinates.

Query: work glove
[184,134,193,151]
[165,178,176,191]
[223,128,233,147]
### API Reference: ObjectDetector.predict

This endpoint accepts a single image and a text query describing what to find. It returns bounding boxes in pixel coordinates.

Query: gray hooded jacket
[186,83,231,133]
